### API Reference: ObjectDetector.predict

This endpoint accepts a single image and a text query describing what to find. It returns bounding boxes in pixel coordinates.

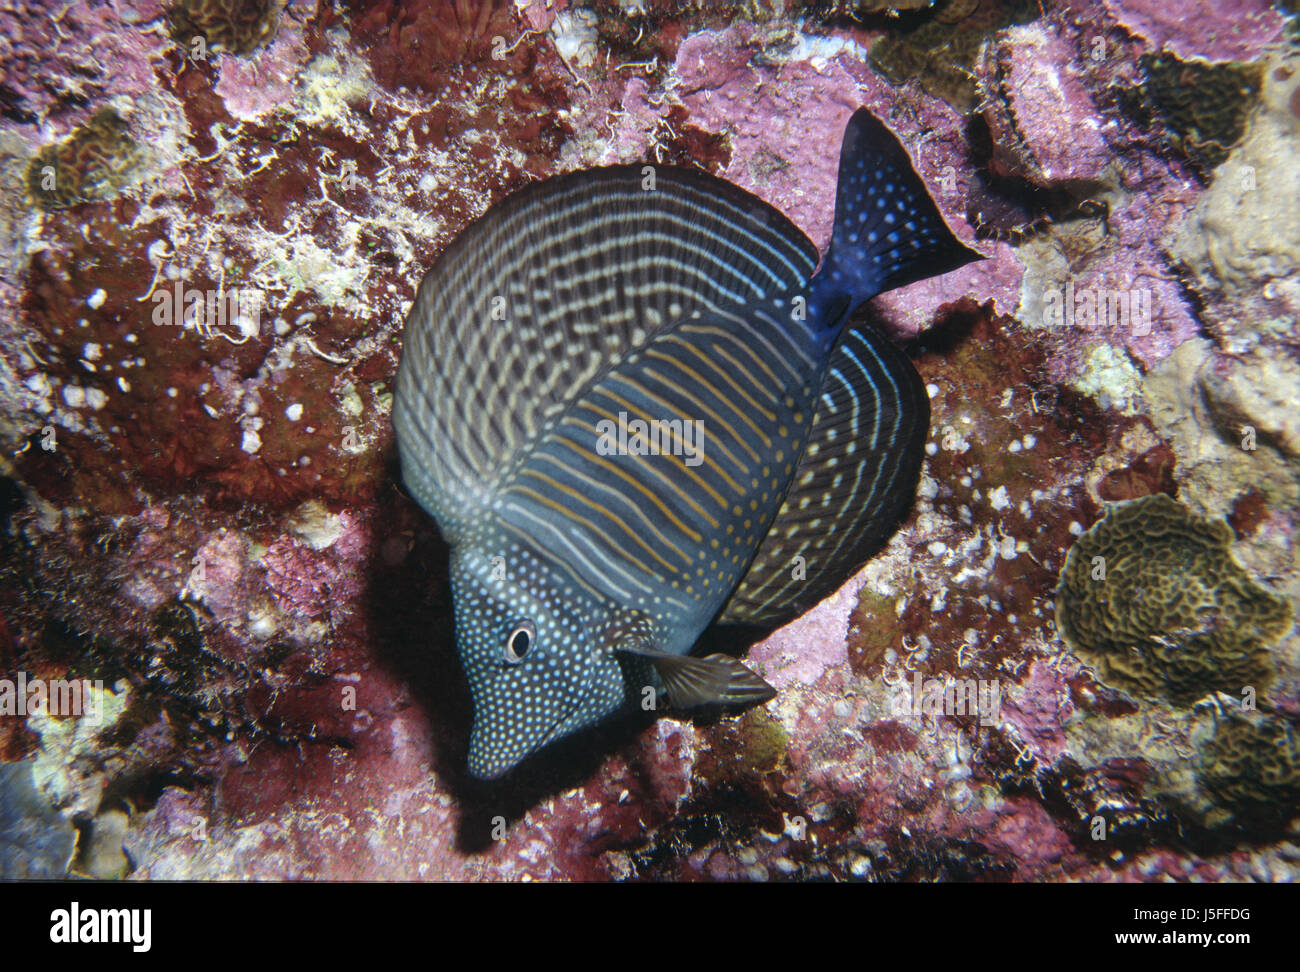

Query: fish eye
[504,621,536,663]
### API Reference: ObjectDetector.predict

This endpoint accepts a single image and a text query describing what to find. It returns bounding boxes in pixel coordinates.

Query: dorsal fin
[718,323,928,625]
[394,165,818,543]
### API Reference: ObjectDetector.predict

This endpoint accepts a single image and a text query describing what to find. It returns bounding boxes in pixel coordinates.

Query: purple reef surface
[1,0,1298,882]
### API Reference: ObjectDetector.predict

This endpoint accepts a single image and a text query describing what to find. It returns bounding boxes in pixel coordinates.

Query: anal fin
[720,322,929,626]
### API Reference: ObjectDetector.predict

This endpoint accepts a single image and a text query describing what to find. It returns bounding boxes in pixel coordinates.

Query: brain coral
[1125,52,1264,173]
[1198,715,1300,828]
[1055,494,1293,707]
[169,0,283,55]
[25,109,142,210]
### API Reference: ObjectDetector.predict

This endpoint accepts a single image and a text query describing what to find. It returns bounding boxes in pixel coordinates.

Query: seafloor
[0,0,1297,881]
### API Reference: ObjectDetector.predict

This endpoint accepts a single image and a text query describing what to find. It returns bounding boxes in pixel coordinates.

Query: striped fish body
[509,303,826,646]
[394,109,981,778]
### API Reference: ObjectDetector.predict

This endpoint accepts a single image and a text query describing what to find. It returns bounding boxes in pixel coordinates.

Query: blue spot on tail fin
[813,108,984,316]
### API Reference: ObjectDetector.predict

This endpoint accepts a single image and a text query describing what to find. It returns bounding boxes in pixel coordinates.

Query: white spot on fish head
[451,545,626,779]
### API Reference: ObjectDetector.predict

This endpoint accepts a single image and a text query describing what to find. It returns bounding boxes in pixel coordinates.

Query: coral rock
[1170,54,1300,353]
[978,23,1112,187]
[0,761,77,879]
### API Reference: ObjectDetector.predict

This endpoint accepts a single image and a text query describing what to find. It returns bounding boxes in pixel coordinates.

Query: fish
[393,108,982,779]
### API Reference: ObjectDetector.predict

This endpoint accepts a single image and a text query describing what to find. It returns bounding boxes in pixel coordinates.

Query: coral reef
[0,0,1297,882]
[1055,494,1293,707]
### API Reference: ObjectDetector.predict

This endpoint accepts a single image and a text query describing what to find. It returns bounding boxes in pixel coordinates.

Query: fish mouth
[467,689,590,781]
[470,644,621,779]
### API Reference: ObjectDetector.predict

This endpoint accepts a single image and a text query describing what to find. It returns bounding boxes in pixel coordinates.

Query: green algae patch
[737,708,790,775]
[847,588,903,676]
[1055,494,1293,708]
[1124,52,1264,174]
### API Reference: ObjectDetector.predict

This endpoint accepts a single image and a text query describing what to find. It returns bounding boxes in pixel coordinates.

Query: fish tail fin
[814,108,983,316]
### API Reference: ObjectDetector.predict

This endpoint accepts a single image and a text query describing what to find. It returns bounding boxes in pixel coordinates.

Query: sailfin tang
[720,323,929,625]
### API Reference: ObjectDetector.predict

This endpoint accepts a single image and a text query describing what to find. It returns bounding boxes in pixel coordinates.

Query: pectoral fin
[619,646,776,708]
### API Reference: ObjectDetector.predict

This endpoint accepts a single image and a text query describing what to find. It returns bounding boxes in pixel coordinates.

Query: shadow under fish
[393,108,983,780]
